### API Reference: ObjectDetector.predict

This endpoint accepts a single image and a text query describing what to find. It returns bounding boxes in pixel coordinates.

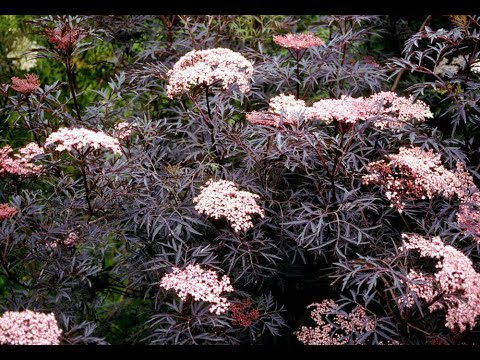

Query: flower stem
[80,164,93,222]
[25,95,41,146]
[295,51,301,100]
[204,86,218,155]
[65,56,82,123]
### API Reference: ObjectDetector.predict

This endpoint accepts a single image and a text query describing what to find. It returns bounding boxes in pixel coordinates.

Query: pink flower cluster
[400,233,480,333]
[64,231,79,247]
[193,179,264,233]
[44,26,83,51]
[0,203,18,221]
[166,48,254,99]
[310,91,432,127]
[457,192,480,242]
[0,143,44,177]
[230,299,260,327]
[159,264,234,315]
[310,95,377,125]
[0,310,62,345]
[114,121,132,140]
[44,127,122,155]
[273,32,324,52]
[363,146,475,212]
[11,74,40,95]
[269,94,308,119]
[49,231,80,249]
[246,91,432,128]
[295,299,375,345]
[453,164,480,242]
[246,94,307,127]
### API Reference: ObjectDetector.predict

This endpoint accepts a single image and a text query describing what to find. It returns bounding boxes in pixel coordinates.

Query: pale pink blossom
[50,231,79,249]
[246,94,308,127]
[160,264,234,315]
[310,91,432,127]
[245,111,283,127]
[17,142,44,160]
[11,74,40,95]
[64,231,79,247]
[268,94,309,123]
[166,48,254,99]
[0,143,44,177]
[295,299,375,345]
[0,203,18,221]
[0,310,62,345]
[114,121,132,140]
[246,94,311,126]
[310,95,374,125]
[247,91,432,128]
[44,26,83,51]
[370,91,433,130]
[457,192,480,242]
[193,179,264,233]
[44,127,122,155]
[452,163,480,243]
[363,146,475,212]
[273,32,324,52]
[400,233,480,333]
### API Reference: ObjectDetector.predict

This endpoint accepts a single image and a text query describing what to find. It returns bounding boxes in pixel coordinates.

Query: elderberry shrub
[0,15,479,345]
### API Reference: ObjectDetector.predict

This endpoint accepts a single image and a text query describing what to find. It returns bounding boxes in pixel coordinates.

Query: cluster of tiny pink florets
[166,48,254,99]
[273,32,324,52]
[453,164,480,243]
[246,94,307,126]
[310,91,432,127]
[362,146,475,212]
[0,143,44,177]
[456,192,480,242]
[11,74,41,95]
[113,121,133,140]
[64,231,79,247]
[230,299,260,327]
[44,127,122,155]
[160,264,234,315]
[400,233,480,333]
[49,231,80,249]
[246,91,432,128]
[0,310,62,345]
[193,179,264,233]
[44,26,83,51]
[295,299,375,345]
[0,203,18,221]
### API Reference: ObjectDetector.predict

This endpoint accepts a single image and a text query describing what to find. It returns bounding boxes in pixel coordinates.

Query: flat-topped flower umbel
[193,179,264,233]
[0,143,44,177]
[160,264,234,315]
[400,233,480,333]
[11,74,40,95]
[273,32,324,52]
[45,127,122,155]
[363,146,475,212]
[0,310,62,345]
[0,203,18,221]
[247,91,432,128]
[166,48,254,99]
[295,299,375,345]
[246,94,308,126]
